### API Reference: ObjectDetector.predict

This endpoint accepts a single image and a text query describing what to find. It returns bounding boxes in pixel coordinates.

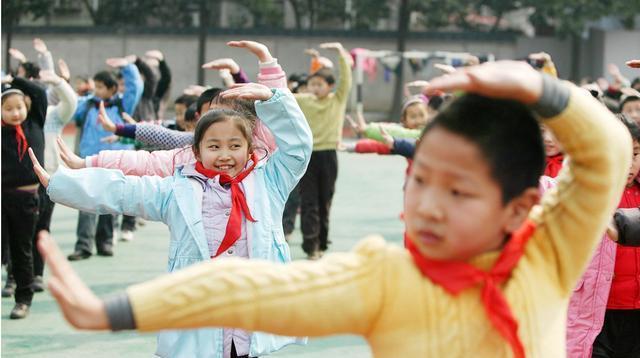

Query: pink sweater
[87,61,288,176]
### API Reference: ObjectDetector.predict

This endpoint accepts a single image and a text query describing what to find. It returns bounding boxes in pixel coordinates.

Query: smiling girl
[31,83,312,358]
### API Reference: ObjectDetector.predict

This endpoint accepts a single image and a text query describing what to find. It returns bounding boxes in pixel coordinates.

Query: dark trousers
[119,215,136,232]
[1,189,38,304]
[75,211,114,254]
[299,150,338,255]
[32,184,55,276]
[282,183,301,235]
[592,309,640,358]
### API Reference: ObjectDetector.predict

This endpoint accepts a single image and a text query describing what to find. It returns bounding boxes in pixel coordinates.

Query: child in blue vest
[68,57,143,261]
[32,83,311,358]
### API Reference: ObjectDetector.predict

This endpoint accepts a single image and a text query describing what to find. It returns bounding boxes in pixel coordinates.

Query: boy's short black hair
[93,71,118,90]
[616,113,640,142]
[307,68,335,86]
[19,62,41,79]
[184,103,198,123]
[174,94,198,107]
[196,88,222,114]
[420,94,545,204]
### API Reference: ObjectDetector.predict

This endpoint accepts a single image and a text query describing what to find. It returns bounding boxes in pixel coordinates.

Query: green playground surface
[2,148,407,357]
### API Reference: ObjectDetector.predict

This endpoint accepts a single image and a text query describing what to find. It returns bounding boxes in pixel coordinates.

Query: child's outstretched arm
[97,107,195,150]
[38,231,387,336]
[363,123,421,142]
[221,83,313,201]
[106,57,143,114]
[40,69,78,126]
[320,42,352,103]
[228,40,287,89]
[56,136,190,177]
[30,146,170,222]
[427,61,632,292]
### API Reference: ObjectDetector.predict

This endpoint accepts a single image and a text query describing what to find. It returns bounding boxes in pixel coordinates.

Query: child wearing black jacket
[1,75,47,319]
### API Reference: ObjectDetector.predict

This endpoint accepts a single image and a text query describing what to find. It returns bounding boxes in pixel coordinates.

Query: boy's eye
[451,189,470,197]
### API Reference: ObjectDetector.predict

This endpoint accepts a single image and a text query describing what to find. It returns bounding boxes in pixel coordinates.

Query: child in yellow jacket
[35,60,630,357]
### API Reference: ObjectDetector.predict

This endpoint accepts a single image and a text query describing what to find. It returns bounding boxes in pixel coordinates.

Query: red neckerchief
[195,153,258,257]
[405,219,537,358]
[1,121,28,161]
[544,154,564,178]
[619,181,640,209]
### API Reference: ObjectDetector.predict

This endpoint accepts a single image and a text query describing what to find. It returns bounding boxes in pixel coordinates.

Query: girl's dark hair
[192,109,254,156]
[209,94,258,130]
[93,71,118,89]
[307,68,335,86]
[616,113,640,142]
[419,94,545,204]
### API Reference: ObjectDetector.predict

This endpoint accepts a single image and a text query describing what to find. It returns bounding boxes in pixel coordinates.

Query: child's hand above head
[145,50,164,62]
[33,38,48,54]
[304,48,320,58]
[626,60,640,69]
[2,73,14,84]
[425,61,543,105]
[227,40,273,63]
[57,59,71,82]
[97,102,117,132]
[39,69,62,85]
[37,231,109,330]
[220,83,273,101]
[28,148,50,188]
[105,57,132,68]
[9,48,27,63]
[202,58,241,74]
[56,136,86,169]
[319,42,344,52]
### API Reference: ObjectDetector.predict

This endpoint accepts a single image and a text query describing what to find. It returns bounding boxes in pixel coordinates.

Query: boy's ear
[503,187,540,234]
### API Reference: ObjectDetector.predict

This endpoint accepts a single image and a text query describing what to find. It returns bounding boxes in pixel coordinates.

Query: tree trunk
[570,33,581,82]
[307,0,315,29]
[491,11,503,32]
[390,0,410,118]
[4,17,14,73]
[288,0,302,29]
[197,0,210,85]
[80,0,99,25]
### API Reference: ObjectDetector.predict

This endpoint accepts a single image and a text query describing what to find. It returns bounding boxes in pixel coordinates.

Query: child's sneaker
[9,303,30,319]
[120,230,134,242]
[2,278,16,298]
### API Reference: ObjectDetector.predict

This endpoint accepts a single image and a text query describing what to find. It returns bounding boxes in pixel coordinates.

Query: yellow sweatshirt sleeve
[528,85,631,293]
[334,54,353,103]
[127,237,388,335]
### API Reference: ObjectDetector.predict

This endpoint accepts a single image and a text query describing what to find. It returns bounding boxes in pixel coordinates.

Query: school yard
[1,143,407,357]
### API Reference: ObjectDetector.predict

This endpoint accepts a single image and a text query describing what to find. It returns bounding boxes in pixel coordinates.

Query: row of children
[4,37,640,358]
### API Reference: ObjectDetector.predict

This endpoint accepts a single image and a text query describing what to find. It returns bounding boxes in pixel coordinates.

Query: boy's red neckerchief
[1,122,28,161]
[544,154,564,178]
[195,153,258,257]
[405,219,537,358]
